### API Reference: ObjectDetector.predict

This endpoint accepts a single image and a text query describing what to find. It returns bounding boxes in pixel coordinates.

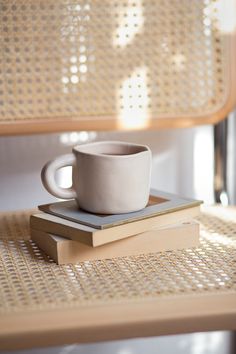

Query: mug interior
[74,142,148,156]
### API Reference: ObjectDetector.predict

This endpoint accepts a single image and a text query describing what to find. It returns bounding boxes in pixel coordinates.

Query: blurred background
[1,112,236,212]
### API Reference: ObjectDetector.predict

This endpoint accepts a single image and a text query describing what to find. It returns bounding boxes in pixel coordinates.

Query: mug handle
[41,153,77,199]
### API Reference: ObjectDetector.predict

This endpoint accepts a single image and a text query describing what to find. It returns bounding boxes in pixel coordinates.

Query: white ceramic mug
[41,141,152,214]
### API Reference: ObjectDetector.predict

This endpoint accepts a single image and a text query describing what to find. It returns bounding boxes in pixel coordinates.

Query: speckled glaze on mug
[41,141,152,214]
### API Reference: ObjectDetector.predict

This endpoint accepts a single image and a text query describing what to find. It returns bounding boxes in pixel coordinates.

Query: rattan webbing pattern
[0,206,235,315]
[0,0,228,124]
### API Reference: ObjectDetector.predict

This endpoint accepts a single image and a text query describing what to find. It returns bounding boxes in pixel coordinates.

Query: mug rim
[72,141,150,158]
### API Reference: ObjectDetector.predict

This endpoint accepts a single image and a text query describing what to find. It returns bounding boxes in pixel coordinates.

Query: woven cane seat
[0,206,235,350]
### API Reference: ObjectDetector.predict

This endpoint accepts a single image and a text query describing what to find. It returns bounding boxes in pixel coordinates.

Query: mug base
[75,199,148,215]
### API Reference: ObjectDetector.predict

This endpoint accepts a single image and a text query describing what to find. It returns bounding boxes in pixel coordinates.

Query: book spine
[30,215,93,246]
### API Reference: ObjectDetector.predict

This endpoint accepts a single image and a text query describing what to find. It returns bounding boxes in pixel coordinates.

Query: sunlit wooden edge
[0,109,233,136]
[0,292,235,350]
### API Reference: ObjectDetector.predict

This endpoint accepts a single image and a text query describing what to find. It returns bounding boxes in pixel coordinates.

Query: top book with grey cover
[38,189,202,230]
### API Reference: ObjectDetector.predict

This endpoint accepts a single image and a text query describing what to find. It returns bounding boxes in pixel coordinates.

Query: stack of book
[30,190,202,264]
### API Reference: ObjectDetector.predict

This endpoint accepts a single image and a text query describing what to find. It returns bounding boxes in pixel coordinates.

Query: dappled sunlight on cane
[118,67,150,129]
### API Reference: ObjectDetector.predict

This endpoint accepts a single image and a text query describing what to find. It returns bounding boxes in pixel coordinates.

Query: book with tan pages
[31,221,200,264]
[30,205,200,247]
